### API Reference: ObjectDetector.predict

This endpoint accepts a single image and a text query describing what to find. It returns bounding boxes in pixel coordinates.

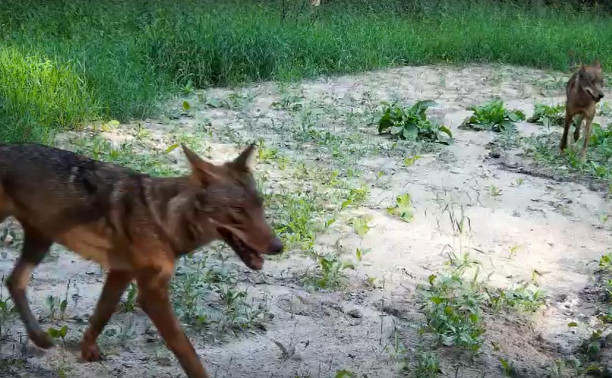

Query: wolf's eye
[233,207,244,214]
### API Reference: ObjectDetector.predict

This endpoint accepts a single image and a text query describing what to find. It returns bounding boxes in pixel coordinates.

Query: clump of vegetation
[461,99,525,132]
[523,123,612,182]
[0,294,16,338]
[419,266,487,351]
[305,252,355,290]
[527,104,565,127]
[377,101,453,145]
[486,283,546,312]
[418,253,546,352]
[172,251,270,337]
[266,192,323,252]
[386,193,414,222]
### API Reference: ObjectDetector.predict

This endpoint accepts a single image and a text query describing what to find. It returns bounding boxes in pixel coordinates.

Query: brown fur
[0,143,282,378]
[560,60,605,158]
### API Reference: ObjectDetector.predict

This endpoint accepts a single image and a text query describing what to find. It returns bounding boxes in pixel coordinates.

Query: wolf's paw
[81,343,103,362]
[29,331,54,349]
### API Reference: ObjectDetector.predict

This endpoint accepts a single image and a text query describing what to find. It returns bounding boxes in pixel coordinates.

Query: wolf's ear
[232,143,256,172]
[579,63,586,72]
[595,59,603,69]
[182,144,222,186]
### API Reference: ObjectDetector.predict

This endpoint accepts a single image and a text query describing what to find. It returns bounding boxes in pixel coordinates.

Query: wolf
[560,61,605,158]
[0,142,282,378]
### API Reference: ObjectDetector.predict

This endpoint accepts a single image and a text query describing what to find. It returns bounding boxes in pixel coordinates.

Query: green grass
[3,0,612,143]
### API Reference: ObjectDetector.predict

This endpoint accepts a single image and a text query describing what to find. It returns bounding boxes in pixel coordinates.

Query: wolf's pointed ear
[580,63,586,72]
[182,144,222,186]
[232,143,256,172]
[595,59,603,69]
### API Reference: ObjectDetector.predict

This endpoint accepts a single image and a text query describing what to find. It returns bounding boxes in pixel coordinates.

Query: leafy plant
[308,253,354,289]
[47,325,68,345]
[419,269,486,351]
[411,350,442,377]
[121,282,138,312]
[46,295,67,321]
[461,99,525,132]
[377,101,452,145]
[486,283,546,312]
[489,185,502,197]
[0,294,16,338]
[349,216,371,237]
[404,154,422,167]
[387,193,414,222]
[528,104,565,127]
[499,357,517,377]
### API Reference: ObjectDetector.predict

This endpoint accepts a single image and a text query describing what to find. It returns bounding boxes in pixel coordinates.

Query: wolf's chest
[57,223,130,269]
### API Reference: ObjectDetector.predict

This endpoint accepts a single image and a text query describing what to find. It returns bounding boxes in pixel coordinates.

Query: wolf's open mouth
[217,227,263,270]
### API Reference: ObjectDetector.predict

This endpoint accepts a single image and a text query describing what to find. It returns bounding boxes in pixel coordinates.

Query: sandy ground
[1,64,611,377]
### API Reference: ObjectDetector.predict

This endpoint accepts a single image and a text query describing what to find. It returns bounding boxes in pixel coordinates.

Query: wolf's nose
[600,93,605,99]
[268,238,283,255]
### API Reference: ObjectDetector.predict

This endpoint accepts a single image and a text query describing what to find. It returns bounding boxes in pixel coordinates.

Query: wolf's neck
[140,176,212,257]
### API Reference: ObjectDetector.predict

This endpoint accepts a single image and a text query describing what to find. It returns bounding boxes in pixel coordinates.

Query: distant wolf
[560,60,605,158]
[0,142,282,378]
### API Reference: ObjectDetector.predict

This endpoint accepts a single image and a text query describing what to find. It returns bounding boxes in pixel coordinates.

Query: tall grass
[1,0,612,143]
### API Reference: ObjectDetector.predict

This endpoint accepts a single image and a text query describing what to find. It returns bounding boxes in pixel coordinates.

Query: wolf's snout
[599,93,605,100]
[267,237,283,255]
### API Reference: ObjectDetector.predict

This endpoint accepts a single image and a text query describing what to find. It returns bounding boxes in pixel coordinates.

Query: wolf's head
[578,61,605,103]
[182,144,282,270]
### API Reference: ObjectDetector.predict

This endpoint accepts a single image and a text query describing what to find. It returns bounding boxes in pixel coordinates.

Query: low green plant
[461,99,526,132]
[411,349,442,377]
[341,185,370,209]
[47,325,68,346]
[121,283,138,312]
[377,101,452,145]
[271,95,303,111]
[268,192,321,252]
[307,252,354,290]
[172,252,269,336]
[486,283,546,312]
[386,193,414,222]
[46,295,67,321]
[0,294,16,338]
[418,269,486,351]
[528,104,565,127]
[489,185,502,197]
[349,216,371,237]
[499,357,518,377]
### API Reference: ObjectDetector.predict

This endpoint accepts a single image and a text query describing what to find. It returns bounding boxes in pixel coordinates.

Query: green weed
[377,101,452,145]
[411,349,442,378]
[172,252,269,337]
[349,216,371,237]
[386,193,414,222]
[461,99,526,132]
[267,192,321,252]
[486,283,546,312]
[306,252,354,290]
[0,293,16,338]
[528,104,565,127]
[419,269,486,351]
[120,283,138,313]
[489,185,502,197]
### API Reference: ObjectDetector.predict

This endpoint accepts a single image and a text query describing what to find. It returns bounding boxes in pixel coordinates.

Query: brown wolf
[0,143,282,378]
[560,61,605,158]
